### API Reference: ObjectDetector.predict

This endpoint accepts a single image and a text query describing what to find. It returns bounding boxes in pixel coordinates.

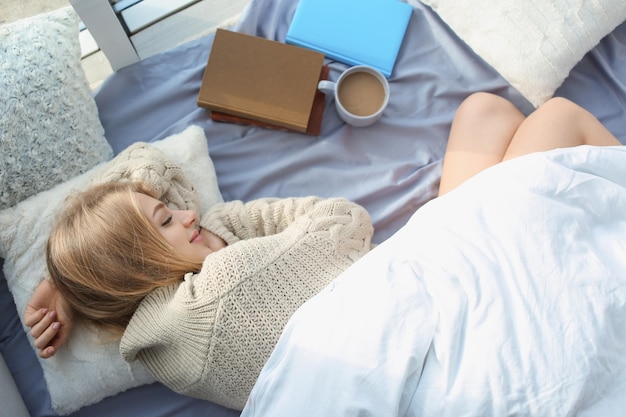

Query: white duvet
[242,145,626,416]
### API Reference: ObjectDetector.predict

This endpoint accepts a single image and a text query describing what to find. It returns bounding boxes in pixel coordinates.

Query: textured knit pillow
[0,125,222,415]
[0,7,112,209]
[416,0,626,107]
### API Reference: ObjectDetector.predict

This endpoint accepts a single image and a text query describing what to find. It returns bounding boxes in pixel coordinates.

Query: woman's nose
[182,210,197,227]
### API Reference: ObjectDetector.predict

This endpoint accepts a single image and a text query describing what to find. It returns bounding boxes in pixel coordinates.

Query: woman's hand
[200,227,227,252]
[24,279,74,359]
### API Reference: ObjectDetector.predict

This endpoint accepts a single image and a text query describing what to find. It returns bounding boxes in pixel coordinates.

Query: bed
[1,0,625,416]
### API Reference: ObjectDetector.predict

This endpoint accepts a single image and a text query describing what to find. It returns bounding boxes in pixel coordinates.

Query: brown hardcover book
[197,29,326,133]
[210,66,329,135]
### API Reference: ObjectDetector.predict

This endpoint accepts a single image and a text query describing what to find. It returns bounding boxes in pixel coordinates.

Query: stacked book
[197,29,328,135]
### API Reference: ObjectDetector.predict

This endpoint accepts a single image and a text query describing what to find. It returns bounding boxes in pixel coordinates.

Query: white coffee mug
[318,65,390,127]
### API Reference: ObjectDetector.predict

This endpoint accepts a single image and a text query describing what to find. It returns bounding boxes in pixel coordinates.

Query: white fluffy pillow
[416,0,626,107]
[0,7,113,209]
[0,125,222,415]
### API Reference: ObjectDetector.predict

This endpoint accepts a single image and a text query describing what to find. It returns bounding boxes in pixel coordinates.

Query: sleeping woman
[24,92,622,411]
[28,188,374,410]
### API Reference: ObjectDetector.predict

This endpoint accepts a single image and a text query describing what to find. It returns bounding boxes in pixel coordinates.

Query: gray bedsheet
[1,0,624,415]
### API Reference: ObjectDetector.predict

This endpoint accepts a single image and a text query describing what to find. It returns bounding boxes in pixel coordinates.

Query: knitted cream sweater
[119,196,373,410]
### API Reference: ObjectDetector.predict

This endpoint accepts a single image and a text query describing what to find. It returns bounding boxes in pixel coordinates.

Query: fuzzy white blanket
[414,0,626,106]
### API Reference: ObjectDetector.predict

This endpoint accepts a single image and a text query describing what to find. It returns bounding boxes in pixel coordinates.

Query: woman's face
[134,193,225,263]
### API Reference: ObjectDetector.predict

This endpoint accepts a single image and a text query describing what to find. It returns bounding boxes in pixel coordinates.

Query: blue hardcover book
[285,0,413,78]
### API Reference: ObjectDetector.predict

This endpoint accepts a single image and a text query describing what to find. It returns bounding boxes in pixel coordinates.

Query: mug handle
[318,80,336,95]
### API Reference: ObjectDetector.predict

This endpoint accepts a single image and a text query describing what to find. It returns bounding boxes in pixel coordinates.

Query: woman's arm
[200,196,368,243]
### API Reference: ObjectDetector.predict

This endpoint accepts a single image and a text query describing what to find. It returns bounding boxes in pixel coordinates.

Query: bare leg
[439,93,525,195]
[439,93,621,195]
[502,97,621,160]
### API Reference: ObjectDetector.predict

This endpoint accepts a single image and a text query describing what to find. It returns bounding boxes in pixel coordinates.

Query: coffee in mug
[337,71,386,117]
[318,65,390,127]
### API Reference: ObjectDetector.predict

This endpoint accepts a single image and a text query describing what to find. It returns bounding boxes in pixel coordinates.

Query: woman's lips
[190,230,203,243]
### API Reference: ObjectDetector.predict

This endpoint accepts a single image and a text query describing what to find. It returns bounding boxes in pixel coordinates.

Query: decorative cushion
[0,7,113,209]
[0,125,222,415]
[417,0,626,107]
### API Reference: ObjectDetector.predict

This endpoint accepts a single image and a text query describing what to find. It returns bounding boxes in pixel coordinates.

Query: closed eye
[161,215,172,227]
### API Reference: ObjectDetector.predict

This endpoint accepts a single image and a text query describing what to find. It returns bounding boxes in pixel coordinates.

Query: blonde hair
[46,182,203,336]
